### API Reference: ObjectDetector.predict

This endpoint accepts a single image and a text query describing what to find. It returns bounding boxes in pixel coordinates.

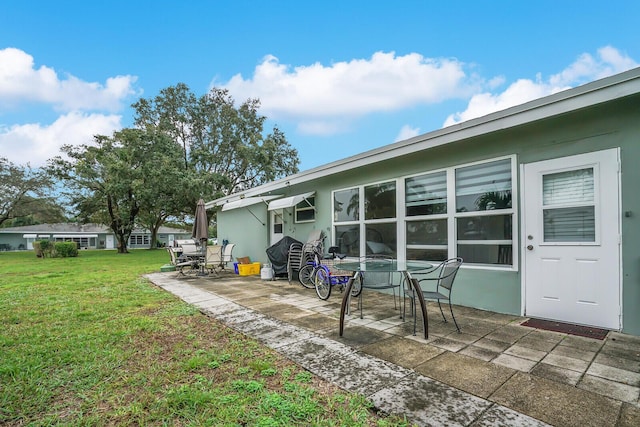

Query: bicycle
[297,242,322,289]
[304,246,362,300]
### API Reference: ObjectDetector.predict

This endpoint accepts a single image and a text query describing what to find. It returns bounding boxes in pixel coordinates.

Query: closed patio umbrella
[191,199,209,274]
[192,198,209,244]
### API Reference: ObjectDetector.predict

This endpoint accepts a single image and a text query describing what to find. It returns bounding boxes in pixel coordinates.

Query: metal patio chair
[166,246,199,276]
[403,257,463,335]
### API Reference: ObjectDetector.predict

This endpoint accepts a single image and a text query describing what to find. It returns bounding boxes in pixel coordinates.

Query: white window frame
[331,155,518,270]
[294,196,316,223]
[129,234,150,246]
[453,156,518,270]
[405,168,449,262]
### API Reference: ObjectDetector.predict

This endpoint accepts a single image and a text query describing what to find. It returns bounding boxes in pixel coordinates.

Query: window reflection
[334,188,359,222]
[335,225,360,257]
[456,159,512,212]
[456,215,512,240]
[406,219,447,245]
[406,171,447,216]
[365,223,396,256]
[365,182,396,220]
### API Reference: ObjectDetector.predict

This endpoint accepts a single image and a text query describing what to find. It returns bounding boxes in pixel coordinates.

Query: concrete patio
[146,270,640,427]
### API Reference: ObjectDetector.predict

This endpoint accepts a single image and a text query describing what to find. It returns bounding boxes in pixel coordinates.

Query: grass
[0,250,411,426]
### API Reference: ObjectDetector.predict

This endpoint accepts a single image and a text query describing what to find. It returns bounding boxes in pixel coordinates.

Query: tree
[0,158,54,227]
[2,196,68,227]
[133,131,198,249]
[132,84,300,213]
[49,129,169,253]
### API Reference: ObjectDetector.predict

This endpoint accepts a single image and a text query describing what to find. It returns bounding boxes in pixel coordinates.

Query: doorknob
[526,245,534,251]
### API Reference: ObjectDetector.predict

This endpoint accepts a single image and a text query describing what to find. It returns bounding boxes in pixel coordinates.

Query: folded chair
[403,257,463,336]
[205,245,223,274]
[287,242,304,285]
[221,243,235,270]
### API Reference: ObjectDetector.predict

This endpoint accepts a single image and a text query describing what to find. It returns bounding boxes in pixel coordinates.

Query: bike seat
[325,246,347,260]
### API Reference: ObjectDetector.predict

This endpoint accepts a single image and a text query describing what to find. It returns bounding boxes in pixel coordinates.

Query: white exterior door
[106,235,115,249]
[270,210,284,245]
[25,237,36,250]
[523,148,621,330]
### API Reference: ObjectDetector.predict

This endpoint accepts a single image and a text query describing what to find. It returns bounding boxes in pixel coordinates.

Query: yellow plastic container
[238,262,261,276]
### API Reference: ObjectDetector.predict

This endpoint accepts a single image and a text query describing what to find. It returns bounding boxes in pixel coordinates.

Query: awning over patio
[22,234,37,238]
[220,195,281,212]
[52,234,99,238]
[267,191,315,211]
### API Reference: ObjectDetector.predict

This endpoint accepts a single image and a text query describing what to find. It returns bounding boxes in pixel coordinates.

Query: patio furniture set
[282,232,464,339]
[167,239,235,276]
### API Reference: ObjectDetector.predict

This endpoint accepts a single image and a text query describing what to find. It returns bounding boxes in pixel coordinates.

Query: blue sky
[1,1,638,172]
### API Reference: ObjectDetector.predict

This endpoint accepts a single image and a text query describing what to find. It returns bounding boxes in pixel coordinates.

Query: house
[207,67,640,337]
[0,223,192,250]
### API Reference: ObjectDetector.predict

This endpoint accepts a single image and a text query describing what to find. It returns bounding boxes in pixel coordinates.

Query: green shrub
[33,240,54,258]
[54,241,79,258]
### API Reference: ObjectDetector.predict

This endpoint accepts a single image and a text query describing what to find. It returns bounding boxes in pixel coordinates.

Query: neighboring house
[207,67,640,337]
[0,223,192,250]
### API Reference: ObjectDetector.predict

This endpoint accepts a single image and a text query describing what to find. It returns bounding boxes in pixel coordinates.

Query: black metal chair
[403,257,463,335]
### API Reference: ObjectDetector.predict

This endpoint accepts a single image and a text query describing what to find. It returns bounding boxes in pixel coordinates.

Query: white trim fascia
[52,234,99,238]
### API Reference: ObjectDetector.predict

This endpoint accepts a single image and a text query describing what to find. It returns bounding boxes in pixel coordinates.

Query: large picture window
[333,181,397,257]
[333,156,516,268]
[129,234,150,246]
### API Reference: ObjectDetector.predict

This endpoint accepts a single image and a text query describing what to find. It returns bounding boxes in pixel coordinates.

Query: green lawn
[0,249,410,426]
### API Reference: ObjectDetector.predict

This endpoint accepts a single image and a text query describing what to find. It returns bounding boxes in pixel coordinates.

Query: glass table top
[336,259,433,272]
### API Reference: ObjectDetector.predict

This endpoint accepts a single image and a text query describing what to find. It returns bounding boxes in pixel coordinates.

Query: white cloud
[443,46,638,127]
[394,125,421,142]
[221,52,478,135]
[0,48,139,166]
[0,112,122,167]
[0,47,138,112]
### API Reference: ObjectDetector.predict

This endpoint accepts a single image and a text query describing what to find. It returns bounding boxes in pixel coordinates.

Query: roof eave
[208,67,640,207]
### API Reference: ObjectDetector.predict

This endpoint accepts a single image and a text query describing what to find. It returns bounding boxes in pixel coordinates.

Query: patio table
[183,251,208,276]
[337,260,434,339]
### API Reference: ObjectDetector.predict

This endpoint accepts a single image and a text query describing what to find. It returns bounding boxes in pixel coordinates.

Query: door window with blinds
[542,167,596,243]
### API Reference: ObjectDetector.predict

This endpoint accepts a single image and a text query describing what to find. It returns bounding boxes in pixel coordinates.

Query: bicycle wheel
[298,264,315,289]
[314,266,332,300]
[350,275,362,297]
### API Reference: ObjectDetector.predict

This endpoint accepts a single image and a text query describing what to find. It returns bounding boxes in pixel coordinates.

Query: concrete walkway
[145,271,640,427]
